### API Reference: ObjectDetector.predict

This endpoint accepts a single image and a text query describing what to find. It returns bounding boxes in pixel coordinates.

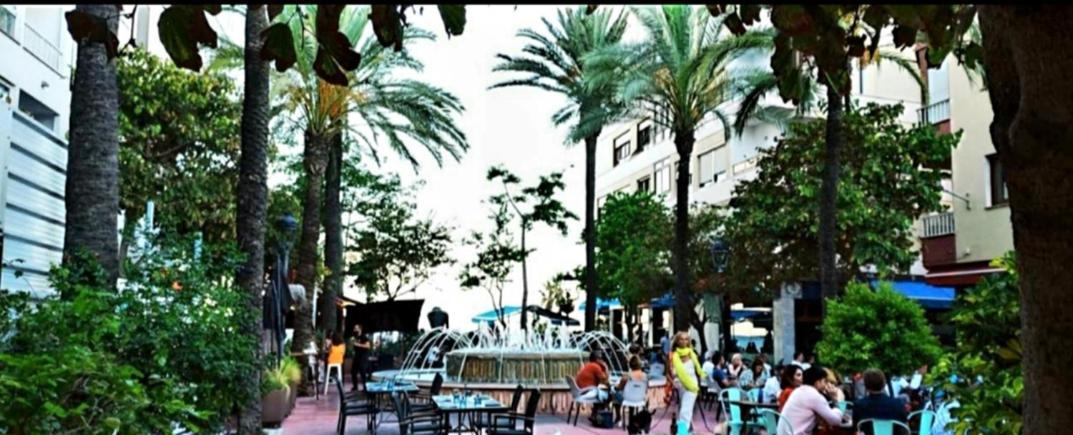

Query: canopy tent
[471,306,522,324]
[344,299,425,334]
[873,280,956,309]
[578,297,623,311]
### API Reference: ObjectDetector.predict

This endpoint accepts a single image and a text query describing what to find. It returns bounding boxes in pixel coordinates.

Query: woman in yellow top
[327,333,347,366]
[669,331,706,434]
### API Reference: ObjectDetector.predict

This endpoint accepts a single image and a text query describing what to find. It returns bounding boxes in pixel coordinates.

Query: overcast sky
[192,5,636,329]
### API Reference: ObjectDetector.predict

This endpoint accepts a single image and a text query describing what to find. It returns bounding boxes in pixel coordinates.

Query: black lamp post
[709,235,732,352]
[269,213,298,363]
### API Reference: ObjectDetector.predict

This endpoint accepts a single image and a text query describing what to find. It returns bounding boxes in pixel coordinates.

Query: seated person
[614,356,648,405]
[781,366,845,435]
[576,350,611,403]
[854,369,909,433]
[762,364,783,404]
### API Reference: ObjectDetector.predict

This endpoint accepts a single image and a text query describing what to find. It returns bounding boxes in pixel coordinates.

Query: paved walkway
[277,386,728,435]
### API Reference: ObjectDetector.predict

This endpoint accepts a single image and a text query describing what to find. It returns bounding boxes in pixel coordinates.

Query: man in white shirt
[781,366,845,435]
[791,351,811,370]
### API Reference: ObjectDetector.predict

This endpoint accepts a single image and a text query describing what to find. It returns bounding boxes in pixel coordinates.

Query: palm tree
[730,31,926,305]
[64,5,121,285]
[208,6,467,361]
[490,7,628,331]
[585,5,770,333]
[234,6,270,431]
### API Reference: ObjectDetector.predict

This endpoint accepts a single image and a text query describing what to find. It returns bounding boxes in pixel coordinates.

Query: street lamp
[269,213,298,363]
[710,236,729,274]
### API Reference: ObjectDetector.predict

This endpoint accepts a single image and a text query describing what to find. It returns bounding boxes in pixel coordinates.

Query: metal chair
[718,388,763,435]
[758,409,794,435]
[858,418,912,435]
[333,375,379,435]
[410,373,444,414]
[909,410,938,435]
[476,384,525,431]
[564,376,601,426]
[391,391,447,435]
[489,389,542,435]
[618,379,649,429]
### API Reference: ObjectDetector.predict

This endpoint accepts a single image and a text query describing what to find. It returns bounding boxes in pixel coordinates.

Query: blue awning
[649,292,675,309]
[874,280,955,309]
[471,306,522,323]
[579,297,622,311]
[731,307,771,321]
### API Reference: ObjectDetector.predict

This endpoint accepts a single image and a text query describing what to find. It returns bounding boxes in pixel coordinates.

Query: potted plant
[262,363,292,427]
[280,356,303,415]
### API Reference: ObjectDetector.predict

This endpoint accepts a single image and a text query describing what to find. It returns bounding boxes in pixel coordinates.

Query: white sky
[183,5,638,329]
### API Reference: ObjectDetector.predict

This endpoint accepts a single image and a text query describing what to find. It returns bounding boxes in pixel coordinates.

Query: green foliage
[713,5,979,96]
[0,237,259,433]
[459,204,527,330]
[930,253,1022,434]
[117,48,241,246]
[490,6,629,144]
[816,281,942,377]
[595,191,672,309]
[722,103,959,290]
[346,177,453,301]
[540,279,577,311]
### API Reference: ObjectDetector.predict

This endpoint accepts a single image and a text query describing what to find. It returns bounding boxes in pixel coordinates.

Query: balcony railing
[922,212,955,238]
[23,23,63,74]
[917,99,950,126]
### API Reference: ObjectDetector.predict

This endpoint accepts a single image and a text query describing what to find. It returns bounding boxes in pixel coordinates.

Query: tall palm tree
[213,6,467,362]
[64,5,120,285]
[490,7,628,331]
[585,5,770,333]
[235,6,270,431]
[730,31,926,305]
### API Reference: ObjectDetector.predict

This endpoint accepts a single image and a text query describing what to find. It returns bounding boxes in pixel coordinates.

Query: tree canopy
[595,191,672,309]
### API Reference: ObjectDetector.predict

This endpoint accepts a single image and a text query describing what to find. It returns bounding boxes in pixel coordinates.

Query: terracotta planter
[262,387,290,427]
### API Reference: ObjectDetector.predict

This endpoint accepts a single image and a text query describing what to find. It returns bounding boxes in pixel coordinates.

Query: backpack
[593,409,615,429]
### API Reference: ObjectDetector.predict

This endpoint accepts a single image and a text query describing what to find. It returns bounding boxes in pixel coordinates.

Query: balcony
[922,212,955,238]
[917,99,950,126]
[23,23,64,74]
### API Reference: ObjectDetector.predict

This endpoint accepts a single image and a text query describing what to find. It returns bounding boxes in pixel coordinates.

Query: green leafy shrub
[816,281,942,377]
[930,252,1021,434]
[0,236,259,433]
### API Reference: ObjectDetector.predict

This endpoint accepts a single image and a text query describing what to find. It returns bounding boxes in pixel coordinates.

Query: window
[18,90,58,131]
[636,176,651,193]
[613,133,631,167]
[654,159,672,193]
[0,6,15,38]
[697,146,728,187]
[636,125,652,153]
[987,153,1008,206]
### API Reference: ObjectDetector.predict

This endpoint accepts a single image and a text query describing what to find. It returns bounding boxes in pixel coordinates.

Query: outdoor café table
[364,380,421,427]
[432,394,509,434]
[726,400,778,434]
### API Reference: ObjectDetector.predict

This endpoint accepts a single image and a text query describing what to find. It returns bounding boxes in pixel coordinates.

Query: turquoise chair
[746,388,761,402]
[858,418,911,435]
[719,388,763,435]
[909,410,938,435]
[758,409,794,435]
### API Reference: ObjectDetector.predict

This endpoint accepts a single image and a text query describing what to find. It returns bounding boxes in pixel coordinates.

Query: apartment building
[0,5,75,296]
[916,51,1013,288]
[592,43,931,357]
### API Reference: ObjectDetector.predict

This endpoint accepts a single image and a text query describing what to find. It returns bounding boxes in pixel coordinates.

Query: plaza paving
[277,386,726,435]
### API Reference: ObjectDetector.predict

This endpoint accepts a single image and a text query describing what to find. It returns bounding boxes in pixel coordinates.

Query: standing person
[781,366,845,435]
[853,369,909,431]
[791,351,811,370]
[660,329,671,357]
[348,324,371,391]
[669,331,706,433]
[778,364,805,411]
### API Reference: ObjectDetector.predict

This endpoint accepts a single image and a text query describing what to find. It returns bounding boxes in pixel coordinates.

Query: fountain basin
[445,349,585,384]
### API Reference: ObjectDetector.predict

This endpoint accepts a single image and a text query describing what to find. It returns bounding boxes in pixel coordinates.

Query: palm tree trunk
[980,6,1073,432]
[583,134,600,332]
[519,224,529,330]
[64,4,120,286]
[290,129,330,393]
[319,132,343,335]
[819,82,843,308]
[672,130,695,333]
[234,5,270,432]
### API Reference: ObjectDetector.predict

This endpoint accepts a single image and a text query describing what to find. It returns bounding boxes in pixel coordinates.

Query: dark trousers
[350,359,369,390]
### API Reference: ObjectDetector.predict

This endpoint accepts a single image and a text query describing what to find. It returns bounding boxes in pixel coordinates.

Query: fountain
[371,324,668,413]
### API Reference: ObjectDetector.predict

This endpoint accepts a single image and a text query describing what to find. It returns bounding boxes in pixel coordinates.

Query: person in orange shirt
[778,364,804,411]
[327,332,346,367]
[575,350,611,423]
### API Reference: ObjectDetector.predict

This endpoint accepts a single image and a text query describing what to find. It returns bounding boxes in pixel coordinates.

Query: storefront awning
[579,297,622,311]
[874,280,956,310]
